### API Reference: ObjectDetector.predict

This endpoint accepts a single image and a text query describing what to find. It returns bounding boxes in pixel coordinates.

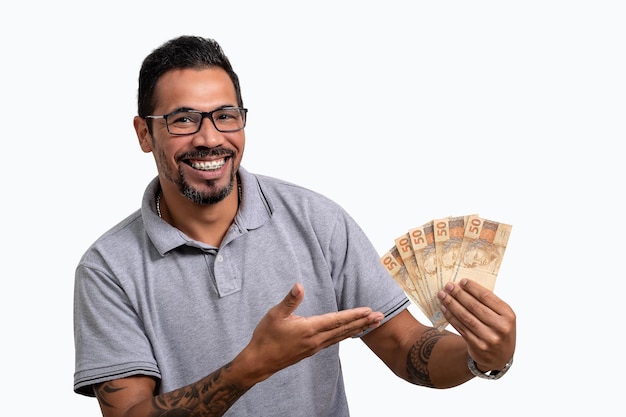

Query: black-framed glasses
[145,107,248,135]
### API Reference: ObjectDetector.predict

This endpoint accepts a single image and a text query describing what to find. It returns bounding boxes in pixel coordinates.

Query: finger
[274,283,304,319]
[445,279,495,313]
[449,279,513,328]
[309,309,383,346]
[456,278,503,311]
[438,281,486,343]
[454,279,517,352]
[315,308,376,331]
[439,279,515,351]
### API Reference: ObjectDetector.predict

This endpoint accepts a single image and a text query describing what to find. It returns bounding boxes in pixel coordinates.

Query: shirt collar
[142,166,273,256]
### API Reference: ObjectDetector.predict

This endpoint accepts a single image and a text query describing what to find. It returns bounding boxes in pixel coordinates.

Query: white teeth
[191,159,226,171]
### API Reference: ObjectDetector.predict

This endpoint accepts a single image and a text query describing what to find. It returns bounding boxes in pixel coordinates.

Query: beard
[155,145,238,205]
[178,161,236,205]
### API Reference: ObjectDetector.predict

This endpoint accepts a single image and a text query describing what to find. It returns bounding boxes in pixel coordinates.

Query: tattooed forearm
[94,362,249,417]
[153,366,246,416]
[406,328,447,387]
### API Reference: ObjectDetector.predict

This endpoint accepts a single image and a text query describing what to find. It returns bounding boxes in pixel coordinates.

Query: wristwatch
[467,355,514,380]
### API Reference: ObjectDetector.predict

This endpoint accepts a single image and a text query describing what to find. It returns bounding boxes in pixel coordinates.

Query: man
[73,35,516,417]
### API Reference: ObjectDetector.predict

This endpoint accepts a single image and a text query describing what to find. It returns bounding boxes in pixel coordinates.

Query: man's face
[463,247,491,268]
[137,67,245,205]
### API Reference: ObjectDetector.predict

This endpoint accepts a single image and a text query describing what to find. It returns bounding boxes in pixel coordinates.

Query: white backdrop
[2,1,624,415]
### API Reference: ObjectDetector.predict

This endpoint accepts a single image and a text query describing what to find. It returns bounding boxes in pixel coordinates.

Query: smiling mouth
[189,157,227,171]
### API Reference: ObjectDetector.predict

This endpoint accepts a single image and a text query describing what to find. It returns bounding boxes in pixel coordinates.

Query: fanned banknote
[380,246,432,318]
[407,222,442,327]
[451,215,512,290]
[433,215,471,286]
[381,214,511,330]
[392,234,432,318]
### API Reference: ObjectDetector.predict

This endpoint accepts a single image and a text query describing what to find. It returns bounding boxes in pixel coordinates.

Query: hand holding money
[381,214,512,330]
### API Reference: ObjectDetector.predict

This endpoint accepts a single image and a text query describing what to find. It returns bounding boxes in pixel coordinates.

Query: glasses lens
[167,111,202,135]
[212,108,246,132]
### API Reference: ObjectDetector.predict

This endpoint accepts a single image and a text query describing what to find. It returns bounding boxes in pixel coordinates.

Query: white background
[2,1,624,415]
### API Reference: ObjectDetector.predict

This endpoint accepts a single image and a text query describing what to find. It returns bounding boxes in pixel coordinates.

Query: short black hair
[137,35,243,118]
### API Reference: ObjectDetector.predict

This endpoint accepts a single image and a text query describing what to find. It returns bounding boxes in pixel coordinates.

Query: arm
[362,278,516,388]
[93,283,384,417]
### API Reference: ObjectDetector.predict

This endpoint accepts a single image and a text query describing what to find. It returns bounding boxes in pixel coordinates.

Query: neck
[156,174,241,246]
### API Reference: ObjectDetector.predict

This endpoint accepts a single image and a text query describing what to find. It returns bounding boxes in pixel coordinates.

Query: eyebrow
[169,105,238,114]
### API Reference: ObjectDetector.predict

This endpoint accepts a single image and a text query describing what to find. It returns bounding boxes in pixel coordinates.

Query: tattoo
[94,362,248,417]
[153,365,245,416]
[94,382,125,408]
[406,328,446,387]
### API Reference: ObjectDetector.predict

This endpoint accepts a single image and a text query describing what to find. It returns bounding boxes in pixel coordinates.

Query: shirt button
[217,255,224,262]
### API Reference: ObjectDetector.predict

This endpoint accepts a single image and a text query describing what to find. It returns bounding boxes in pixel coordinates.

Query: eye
[170,111,201,125]
[215,110,238,121]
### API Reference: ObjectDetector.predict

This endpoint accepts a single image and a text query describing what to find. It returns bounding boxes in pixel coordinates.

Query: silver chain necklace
[156,178,242,219]
[156,192,163,218]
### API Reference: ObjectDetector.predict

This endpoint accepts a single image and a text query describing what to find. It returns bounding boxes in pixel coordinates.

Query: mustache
[176,147,235,162]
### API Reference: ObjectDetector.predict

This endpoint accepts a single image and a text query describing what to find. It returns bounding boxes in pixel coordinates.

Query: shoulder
[77,177,165,268]
[252,171,342,212]
[77,209,145,269]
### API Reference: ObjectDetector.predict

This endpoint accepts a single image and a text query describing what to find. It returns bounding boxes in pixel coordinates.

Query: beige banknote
[393,234,432,318]
[380,246,431,318]
[452,215,512,290]
[433,215,471,288]
[408,221,444,328]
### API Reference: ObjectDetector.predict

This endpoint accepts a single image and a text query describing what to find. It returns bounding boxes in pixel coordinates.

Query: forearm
[96,349,269,417]
[149,360,252,416]
[363,312,471,389]
[404,327,473,388]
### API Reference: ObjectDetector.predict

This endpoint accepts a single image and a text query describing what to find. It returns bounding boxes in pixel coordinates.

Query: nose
[191,115,225,148]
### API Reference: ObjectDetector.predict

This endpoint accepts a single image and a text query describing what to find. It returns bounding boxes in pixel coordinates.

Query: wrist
[231,348,273,387]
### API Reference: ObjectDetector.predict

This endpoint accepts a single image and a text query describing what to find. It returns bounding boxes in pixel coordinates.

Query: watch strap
[467,355,514,380]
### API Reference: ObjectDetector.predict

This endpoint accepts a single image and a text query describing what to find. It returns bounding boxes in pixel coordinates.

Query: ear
[134,116,153,153]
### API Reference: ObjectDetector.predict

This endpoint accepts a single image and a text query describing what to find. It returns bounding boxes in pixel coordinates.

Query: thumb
[276,283,304,318]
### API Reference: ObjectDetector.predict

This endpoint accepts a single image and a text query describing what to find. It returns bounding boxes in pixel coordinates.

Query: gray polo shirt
[74,167,409,416]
